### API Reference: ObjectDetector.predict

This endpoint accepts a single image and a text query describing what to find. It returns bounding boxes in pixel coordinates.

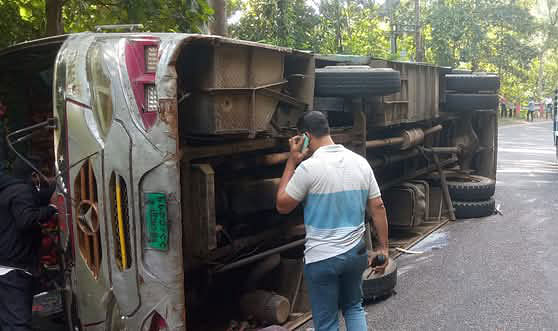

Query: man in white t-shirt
[276,111,389,331]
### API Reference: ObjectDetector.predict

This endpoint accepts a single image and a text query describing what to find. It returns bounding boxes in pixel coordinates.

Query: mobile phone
[301,133,310,153]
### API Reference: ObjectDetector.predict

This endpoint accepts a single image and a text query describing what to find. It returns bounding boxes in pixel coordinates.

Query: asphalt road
[300,120,558,330]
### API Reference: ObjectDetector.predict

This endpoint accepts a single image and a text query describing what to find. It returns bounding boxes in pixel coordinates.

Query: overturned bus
[0,31,499,330]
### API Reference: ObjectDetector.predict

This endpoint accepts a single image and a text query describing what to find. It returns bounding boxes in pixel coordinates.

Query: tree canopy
[0,0,213,46]
[1,0,557,104]
[229,0,558,103]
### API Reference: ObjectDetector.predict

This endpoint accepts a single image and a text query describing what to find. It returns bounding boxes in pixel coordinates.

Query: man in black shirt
[0,165,57,330]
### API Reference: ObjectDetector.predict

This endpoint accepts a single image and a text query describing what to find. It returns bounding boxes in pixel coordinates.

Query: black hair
[296,111,330,137]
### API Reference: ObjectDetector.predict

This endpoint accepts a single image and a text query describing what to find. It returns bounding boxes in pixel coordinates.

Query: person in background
[508,102,514,118]
[0,160,57,331]
[545,97,553,120]
[276,111,389,331]
[527,97,535,122]
[500,99,508,118]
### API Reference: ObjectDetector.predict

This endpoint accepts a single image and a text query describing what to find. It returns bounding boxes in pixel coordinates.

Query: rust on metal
[185,138,280,160]
[366,124,443,149]
[159,98,178,140]
[429,152,457,221]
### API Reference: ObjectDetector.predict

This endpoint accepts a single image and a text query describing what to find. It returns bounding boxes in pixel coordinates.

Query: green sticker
[145,193,168,251]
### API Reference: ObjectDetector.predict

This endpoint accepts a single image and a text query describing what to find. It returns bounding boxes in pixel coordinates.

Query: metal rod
[366,136,404,149]
[366,124,443,149]
[423,124,443,136]
[5,118,58,181]
[214,239,306,273]
[259,87,308,110]
[7,119,56,138]
[95,24,144,32]
[427,146,460,154]
[12,130,42,145]
[380,156,457,191]
[202,80,288,93]
[370,148,420,168]
[431,153,456,221]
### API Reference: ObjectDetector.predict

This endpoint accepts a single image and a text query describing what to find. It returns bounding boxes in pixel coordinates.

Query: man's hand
[368,248,389,275]
[367,197,389,275]
[288,135,311,165]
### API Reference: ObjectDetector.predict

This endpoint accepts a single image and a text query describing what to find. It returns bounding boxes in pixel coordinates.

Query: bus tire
[453,198,496,219]
[446,174,495,201]
[446,74,500,92]
[362,257,397,302]
[445,94,499,112]
[315,66,401,97]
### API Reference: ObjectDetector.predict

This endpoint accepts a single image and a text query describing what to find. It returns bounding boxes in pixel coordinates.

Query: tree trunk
[45,0,63,36]
[335,2,343,53]
[471,57,479,72]
[538,50,545,99]
[277,0,288,46]
[498,26,503,78]
[414,0,424,62]
[208,0,227,36]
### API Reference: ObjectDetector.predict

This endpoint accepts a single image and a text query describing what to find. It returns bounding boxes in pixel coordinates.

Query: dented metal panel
[49,32,187,330]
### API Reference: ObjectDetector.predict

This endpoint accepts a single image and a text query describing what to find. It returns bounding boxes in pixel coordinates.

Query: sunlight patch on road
[499,148,555,155]
[497,168,557,174]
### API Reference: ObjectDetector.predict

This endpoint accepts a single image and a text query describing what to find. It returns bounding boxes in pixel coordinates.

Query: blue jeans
[304,240,368,331]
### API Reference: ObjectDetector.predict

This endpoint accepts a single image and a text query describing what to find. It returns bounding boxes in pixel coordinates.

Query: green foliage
[342,6,390,58]
[228,0,558,103]
[426,0,536,70]
[0,0,44,47]
[542,52,558,95]
[424,0,542,102]
[229,0,319,49]
[0,0,213,49]
[230,0,391,56]
[3,0,558,105]
[63,0,213,33]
